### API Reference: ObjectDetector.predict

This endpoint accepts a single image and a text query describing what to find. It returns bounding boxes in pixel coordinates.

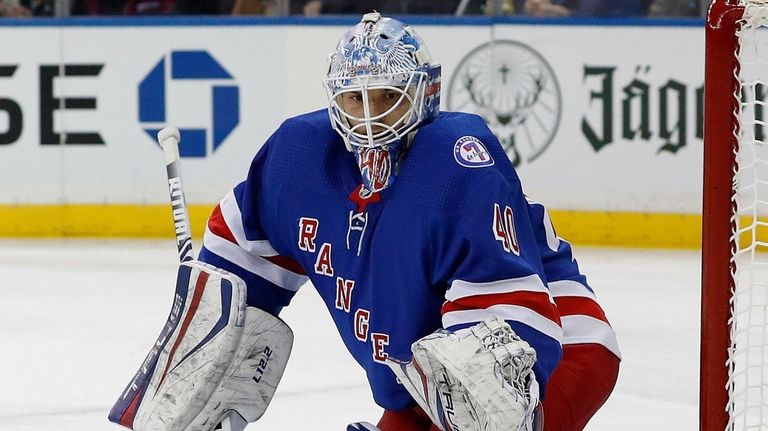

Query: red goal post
[703,1,768,430]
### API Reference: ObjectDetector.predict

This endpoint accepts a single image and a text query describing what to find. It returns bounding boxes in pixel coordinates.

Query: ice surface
[0,239,700,430]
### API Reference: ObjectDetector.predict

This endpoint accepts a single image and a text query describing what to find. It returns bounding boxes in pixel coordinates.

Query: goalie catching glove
[387,317,540,431]
[109,261,293,431]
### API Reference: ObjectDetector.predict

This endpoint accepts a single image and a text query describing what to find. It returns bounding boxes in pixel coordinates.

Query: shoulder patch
[453,136,495,168]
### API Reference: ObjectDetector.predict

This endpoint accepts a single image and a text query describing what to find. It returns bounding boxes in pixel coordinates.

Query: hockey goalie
[109,12,620,431]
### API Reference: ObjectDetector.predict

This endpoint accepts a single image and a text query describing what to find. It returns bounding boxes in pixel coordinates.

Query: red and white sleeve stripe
[203,190,307,292]
[549,280,621,358]
[441,274,564,344]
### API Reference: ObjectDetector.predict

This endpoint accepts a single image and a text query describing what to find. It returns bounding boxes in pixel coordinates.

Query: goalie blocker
[108,261,293,431]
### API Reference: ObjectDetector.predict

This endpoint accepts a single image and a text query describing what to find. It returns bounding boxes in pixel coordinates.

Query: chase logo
[139,51,239,157]
[453,136,494,168]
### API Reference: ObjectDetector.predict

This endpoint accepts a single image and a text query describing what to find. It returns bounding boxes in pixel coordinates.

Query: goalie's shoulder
[415,112,514,180]
[401,112,521,212]
[261,110,348,183]
[276,109,338,147]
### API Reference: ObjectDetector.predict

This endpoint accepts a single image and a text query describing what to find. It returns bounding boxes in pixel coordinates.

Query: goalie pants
[377,343,620,431]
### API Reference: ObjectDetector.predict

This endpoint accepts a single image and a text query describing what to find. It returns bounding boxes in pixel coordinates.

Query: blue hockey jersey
[198,109,620,410]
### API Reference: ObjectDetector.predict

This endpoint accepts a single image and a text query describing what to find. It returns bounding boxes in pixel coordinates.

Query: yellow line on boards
[0,204,213,238]
[0,204,749,250]
[547,210,702,249]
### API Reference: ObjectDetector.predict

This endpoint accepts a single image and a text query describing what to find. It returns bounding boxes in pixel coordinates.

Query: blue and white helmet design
[325,12,441,150]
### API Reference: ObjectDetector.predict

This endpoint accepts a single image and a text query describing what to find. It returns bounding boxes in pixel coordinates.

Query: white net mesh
[730,1,768,429]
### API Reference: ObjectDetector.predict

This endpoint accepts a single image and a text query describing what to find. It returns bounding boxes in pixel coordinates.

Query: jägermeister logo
[447,40,562,167]
[581,65,704,154]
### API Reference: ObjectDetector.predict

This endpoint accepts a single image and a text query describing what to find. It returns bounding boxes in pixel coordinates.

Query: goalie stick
[157,126,248,431]
[158,127,194,263]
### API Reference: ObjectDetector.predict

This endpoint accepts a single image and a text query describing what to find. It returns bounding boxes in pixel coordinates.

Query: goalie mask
[325,13,441,192]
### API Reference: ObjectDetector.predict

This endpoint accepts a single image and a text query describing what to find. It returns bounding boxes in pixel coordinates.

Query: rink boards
[0,17,714,247]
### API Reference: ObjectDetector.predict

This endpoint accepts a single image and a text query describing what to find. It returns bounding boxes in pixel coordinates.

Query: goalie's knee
[377,406,434,431]
[541,343,619,431]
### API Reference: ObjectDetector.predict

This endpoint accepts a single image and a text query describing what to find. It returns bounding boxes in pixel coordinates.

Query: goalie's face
[335,86,414,141]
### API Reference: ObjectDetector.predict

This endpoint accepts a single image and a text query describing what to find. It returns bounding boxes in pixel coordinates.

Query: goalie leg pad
[347,422,383,431]
[187,303,293,428]
[387,317,539,431]
[109,261,293,431]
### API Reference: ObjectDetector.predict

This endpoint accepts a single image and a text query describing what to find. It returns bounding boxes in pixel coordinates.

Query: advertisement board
[0,18,706,246]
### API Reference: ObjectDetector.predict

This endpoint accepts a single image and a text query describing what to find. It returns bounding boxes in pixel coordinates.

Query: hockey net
[703,1,768,430]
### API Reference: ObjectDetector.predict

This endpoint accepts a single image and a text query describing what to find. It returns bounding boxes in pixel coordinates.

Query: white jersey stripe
[447,274,552,302]
[525,198,562,252]
[204,227,307,292]
[560,315,621,358]
[541,205,561,252]
[442,305,563,344]
[219,191,279,257]
[548,280,598,301]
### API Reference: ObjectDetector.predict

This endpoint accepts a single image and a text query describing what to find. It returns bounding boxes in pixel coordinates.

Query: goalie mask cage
[703,1,768,430]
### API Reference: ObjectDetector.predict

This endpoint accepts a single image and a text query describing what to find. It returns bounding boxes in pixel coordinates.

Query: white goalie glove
[387,317,540,431]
